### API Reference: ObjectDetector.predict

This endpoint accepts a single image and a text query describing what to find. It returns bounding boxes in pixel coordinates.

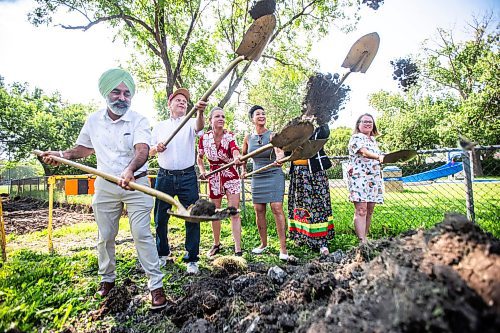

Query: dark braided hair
[302,72,350,125]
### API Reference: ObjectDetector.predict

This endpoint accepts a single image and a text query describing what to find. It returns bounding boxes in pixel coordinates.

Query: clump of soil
[69,213,500,332]
[189,199,238,220]
[214,206,239,219]
[1,197,94,234]
[189,199,216,217]
[91,279,136,320]
[249,0,276,20]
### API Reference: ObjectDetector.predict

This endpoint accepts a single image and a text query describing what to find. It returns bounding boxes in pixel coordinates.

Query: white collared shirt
[76,109,151,176]
[151,116,203,170]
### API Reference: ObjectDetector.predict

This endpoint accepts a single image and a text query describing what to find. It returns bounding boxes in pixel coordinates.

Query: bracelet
[59,150,64,158]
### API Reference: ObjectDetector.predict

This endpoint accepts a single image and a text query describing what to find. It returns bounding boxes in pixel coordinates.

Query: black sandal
[206,244,221,258]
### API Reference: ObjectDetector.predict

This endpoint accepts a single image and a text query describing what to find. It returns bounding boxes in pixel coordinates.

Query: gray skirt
[251,168,285,203]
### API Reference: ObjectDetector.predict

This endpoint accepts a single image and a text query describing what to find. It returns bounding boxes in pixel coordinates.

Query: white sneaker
[186,262,199,275]
[279,253,289,261]
[251,246,267,254]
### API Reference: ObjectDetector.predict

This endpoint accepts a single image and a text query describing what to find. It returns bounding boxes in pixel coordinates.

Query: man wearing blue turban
[40,68,167,310]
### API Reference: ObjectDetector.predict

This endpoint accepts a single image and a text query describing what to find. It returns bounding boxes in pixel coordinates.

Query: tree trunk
[471,148,483,177]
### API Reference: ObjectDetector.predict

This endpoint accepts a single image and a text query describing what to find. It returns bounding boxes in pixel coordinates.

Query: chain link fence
[326,146,499,234]
[6,146,499,234]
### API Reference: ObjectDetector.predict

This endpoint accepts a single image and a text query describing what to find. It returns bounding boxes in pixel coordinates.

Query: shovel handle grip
[32,150,188,214]
[205,143,273,178]
[161,56,246,147]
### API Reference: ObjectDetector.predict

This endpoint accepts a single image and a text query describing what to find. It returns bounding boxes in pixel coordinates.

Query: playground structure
[402,161,464,183]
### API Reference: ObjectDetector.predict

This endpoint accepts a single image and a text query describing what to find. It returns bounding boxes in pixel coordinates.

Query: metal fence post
[47,176,55,253]
[0,198,7,261]
[462,150,475,223]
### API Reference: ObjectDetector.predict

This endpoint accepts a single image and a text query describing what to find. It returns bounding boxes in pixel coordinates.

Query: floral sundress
[348,133,384,203]
[198,130,241,199]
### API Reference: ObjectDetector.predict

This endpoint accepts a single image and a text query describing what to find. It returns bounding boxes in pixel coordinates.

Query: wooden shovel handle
[205,143,273,178]
[32,150,188,214]
[244,156,290,178]
[161,56,245,147]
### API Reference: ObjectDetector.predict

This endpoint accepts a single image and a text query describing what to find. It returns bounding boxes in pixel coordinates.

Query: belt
[159,165,195,176]
[293,159,308,166]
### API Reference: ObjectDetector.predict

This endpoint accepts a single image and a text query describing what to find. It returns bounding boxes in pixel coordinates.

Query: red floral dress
[198,130,241,199]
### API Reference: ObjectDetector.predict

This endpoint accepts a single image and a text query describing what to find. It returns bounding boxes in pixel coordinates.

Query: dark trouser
[154,167,200,262]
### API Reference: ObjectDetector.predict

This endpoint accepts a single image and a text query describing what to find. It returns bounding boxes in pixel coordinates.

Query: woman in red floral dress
[197,107,242,257]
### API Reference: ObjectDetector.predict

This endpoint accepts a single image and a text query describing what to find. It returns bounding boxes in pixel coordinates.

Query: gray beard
[106,96,131,116]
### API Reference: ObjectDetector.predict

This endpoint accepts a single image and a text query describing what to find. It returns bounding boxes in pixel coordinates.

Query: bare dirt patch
[2,197,94,235]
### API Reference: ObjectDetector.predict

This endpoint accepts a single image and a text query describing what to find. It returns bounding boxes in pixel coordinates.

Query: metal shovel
[161,14,276,147]
[336,32,380,91]
[33,150,225,222]
[244,139,328,178]
[382,149,417,163]
[204,119,314,178]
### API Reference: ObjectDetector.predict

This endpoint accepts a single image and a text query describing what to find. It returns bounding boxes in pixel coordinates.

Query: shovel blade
[289,139,328,160]
[382,149,417,163]
[341,32,380,73]
[270,119,314,152]
[236,14,276,61]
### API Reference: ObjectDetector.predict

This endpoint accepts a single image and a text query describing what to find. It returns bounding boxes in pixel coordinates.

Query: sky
[0,0,498,128]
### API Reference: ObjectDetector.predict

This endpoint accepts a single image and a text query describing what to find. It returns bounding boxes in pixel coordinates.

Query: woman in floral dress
[197,107,242,256]
[348,113,384,243]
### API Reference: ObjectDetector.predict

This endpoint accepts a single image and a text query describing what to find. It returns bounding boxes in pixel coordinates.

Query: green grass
[1,181,498,332]
[0,185,8,195]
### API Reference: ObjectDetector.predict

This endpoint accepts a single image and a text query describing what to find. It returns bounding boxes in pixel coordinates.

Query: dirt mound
[1,197,94,234]
[68,213,499,333]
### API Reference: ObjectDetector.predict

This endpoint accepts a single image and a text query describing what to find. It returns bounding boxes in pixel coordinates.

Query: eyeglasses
[360,120,373,124]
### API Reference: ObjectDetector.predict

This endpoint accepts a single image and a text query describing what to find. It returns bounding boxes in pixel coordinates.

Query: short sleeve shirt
[76,109,151,177]
[151,117,203,170]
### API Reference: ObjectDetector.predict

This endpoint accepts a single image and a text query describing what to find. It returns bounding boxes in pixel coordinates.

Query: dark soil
[1,197,94,235]
[190,199,216,217]
[67,213,499,333]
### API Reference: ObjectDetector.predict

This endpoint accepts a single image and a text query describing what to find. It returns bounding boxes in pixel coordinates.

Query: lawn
[1,179,498,332]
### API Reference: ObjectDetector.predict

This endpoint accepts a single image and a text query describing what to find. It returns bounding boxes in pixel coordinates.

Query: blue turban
[98,68,136,98]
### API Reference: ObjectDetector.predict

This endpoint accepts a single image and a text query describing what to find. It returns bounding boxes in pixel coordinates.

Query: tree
[370,91,458,151]
[422,13,499,175]
[369,13,498,175]
[324,126,351,156]
[0,79,94,176]
[245,62,310,131]
[29,0,383,118]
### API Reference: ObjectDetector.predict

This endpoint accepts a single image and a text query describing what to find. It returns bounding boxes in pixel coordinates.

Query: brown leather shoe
[96,281,115,297]
[151,287,167,310]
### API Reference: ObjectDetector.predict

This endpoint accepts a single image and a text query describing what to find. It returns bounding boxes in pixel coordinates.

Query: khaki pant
[92,177,163,290]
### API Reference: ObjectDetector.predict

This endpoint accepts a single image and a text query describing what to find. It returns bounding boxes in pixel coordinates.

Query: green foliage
[369,14,499,151]
[370,91,459,151]
[0,250,99,332]
[246,63,310,131]
[28,0,381,120]
[324,126,351,156]
[0,79,96,176]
